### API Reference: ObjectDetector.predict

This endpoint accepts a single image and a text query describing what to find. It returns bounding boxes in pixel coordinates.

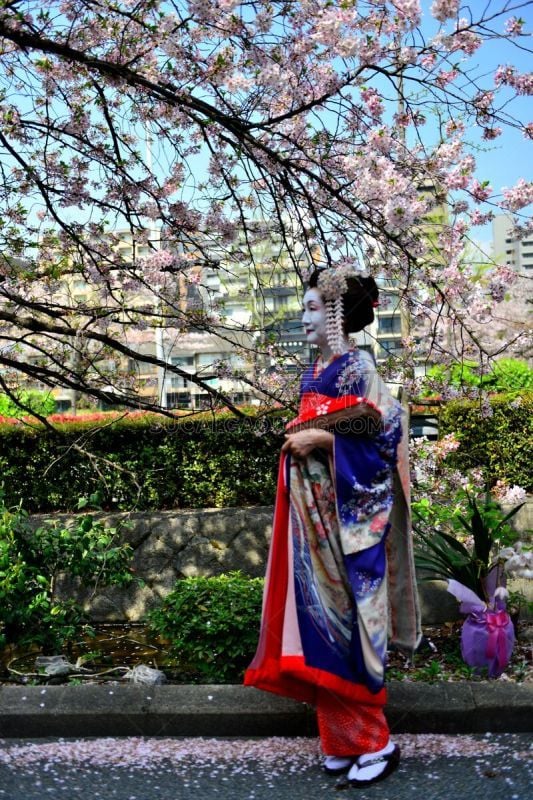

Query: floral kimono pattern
[245,349,420,706]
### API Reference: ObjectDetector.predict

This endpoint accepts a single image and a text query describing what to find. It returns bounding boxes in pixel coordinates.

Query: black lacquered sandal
[347,744,400,786]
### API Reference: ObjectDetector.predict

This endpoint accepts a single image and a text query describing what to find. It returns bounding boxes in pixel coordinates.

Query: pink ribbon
[485,610,510,668]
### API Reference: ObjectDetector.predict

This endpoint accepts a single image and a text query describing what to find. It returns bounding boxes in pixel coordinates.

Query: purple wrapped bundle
[460,610,515,678]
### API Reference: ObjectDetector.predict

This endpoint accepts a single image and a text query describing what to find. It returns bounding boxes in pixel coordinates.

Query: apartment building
[8,220,410,412]
[492,214,533,273]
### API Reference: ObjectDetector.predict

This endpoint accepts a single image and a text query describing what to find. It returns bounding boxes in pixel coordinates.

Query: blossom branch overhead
[0,0,530,412]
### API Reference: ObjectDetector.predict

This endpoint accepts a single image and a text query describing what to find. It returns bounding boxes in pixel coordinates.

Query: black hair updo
[308,268,379,333]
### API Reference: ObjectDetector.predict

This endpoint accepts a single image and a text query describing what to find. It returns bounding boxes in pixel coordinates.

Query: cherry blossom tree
[0,0,531,417]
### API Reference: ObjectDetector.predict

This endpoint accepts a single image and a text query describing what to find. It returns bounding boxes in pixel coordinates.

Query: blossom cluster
[0,0,530,417]
[496,542,533,580]
[504,16,525,36]
[494,65,533,95]
[492,480,527,506]
[501,179,533,212]
[430,0,459,23]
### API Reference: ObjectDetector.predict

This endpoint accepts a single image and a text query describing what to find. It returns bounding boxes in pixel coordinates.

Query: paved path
[0,734,531,800]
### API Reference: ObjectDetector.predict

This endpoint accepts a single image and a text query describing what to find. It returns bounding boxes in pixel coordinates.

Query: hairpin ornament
[316,266,368,355]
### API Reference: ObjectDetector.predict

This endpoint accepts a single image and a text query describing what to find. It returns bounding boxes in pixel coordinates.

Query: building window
[166,392,191,408]
[194,393,210,409]
[129,359,157,375]
[379,339,403,357]
[171,355,194,369]
[170,375,189,389]
[378,316,402,334]
[196,353,224,368]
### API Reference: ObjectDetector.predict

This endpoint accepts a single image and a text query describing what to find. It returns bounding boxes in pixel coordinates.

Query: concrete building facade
[492,214,533,273]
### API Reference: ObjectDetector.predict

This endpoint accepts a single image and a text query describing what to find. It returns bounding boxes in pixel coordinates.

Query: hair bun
[307,269,379,333]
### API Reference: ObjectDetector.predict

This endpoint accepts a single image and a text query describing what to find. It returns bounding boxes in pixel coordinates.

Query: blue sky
[419,1,532,249]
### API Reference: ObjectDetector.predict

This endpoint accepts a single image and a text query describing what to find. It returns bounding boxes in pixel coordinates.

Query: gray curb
[0,682,531,738]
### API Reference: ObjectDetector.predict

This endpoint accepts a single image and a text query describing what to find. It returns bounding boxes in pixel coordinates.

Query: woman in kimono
[244,267,421,786]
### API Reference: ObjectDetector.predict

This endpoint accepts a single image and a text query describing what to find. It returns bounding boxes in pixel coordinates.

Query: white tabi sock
[323,755,353,771]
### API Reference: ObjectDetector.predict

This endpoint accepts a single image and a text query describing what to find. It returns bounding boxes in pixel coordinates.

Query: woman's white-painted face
[302,288,328,349]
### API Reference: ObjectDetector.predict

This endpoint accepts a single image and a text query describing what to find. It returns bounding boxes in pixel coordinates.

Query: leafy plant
[147,572,263,683]
[0,390,56,420]
[0,493,136,651]
[414,488,524,601]
[423,359,533,394]
[488,359,533,392]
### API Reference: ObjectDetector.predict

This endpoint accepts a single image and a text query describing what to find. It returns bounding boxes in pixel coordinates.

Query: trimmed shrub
[147,572,263,683]
[439,392,532,490]
[0,409,286,512]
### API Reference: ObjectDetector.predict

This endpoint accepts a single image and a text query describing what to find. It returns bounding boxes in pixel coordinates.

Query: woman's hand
[281,429,334,459]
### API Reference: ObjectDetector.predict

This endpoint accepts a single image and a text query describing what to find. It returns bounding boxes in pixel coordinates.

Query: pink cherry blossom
[0,0,528,418]
[501,179,533,211]
[469,209,494,226]
[504,17,525,37]
[495,65,533,95]
[444,156,476,190]
[469,179,492,202]
[360,87,384,118]
[420,52,437,69]
[431,0,460,23]
[482,127,502,140]
[391,1,422,28]
[435,68,459,87]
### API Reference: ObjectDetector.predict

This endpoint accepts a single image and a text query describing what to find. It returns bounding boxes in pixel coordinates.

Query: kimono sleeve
[332,359,403,556]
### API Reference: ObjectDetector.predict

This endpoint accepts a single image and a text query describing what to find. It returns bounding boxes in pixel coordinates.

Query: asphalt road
[0,733,531,800]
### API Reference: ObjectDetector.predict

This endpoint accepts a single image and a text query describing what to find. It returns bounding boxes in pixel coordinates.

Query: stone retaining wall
[52,506,273,622]
[45,500,532,624]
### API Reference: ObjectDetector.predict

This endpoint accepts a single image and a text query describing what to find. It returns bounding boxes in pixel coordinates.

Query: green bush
[0,494,136,651]
[0,389,56,419]
[0,409,286,512]
[423,358,533,394]
[439,392,532,490]
[147,572,263,683]
[488,359,533,392]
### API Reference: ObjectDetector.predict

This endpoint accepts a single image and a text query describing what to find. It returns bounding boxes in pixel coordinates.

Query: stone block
[38,502,532,625]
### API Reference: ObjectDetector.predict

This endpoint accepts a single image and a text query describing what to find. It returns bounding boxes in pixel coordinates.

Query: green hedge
[0,410,286,513]
[438,392,532,490]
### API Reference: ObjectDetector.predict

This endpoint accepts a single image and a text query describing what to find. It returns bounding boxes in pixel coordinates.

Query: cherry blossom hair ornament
[309,266,379,354]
